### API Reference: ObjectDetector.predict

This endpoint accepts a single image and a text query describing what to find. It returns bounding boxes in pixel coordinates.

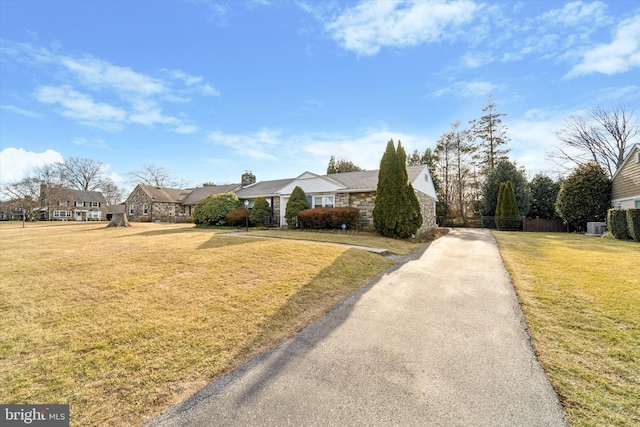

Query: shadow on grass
[145,241,433,425]
[197,234,265,250]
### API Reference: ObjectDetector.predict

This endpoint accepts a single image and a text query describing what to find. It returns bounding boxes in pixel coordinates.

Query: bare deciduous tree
[99,179,125,205]
[56,157,107,191]
[127,164,188,188]
[553,104,639,178]
[2,177,41,226]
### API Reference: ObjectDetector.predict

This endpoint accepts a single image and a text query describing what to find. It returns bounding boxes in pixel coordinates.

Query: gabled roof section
[612,143,640,182]
[65,189,107,204]
[235,178,294,198]
[181,184,241,205]
[138,184,190,203]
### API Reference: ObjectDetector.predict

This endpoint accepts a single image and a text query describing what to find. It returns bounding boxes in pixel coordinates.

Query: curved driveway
[147,228,568,426]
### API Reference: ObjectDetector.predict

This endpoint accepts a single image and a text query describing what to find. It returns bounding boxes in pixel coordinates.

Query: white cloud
[325,0,479,56]
[174,124,199,134]
[35,85,127,129]
[60,56,166,95]
[207,129,281,161]
[540,1,609,28]
[0,147,64,184]
[0,105,42,118]
[566,14,640,77]
[72,137,109,149]
[431,80,498,98]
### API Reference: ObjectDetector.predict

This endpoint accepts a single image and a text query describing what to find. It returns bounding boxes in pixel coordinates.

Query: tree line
[328,101,637,233]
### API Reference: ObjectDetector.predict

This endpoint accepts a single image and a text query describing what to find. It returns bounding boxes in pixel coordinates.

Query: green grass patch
[493,232,640,426]
[0,222,393,426]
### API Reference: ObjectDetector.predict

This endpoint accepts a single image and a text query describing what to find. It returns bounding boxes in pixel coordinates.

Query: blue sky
[1,0,639,194]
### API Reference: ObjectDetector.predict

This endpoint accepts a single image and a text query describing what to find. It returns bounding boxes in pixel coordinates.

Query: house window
[129,205,134,215]
[59,201,68,206]
[312,195,334,208]
[88,211,101,219]
[53,210,72,218]
[90,201,100,207]
[143,204,149,215]
[76,201,85,207]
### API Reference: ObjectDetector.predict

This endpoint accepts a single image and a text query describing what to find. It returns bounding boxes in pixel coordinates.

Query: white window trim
[311,195,334,208]
[76,201,85,207]
[90,201,100,207]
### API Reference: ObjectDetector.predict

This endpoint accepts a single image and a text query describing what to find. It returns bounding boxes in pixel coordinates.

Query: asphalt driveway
[146,228,568,426]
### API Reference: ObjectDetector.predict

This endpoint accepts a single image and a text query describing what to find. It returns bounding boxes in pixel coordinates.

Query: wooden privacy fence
[522,217,567,232]
[459,216,567,232]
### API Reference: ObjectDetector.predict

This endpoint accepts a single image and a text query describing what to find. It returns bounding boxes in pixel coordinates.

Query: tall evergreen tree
[327,156,363,174]
[481,160,531,217]
[496,181,521,230]
[373,140,421,238]
[470,97,510,174]
[285,186,309,228]
[529,174,560,219]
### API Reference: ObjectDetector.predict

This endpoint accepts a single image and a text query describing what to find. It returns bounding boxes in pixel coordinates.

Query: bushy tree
[373,140,422,239]
[481,160,530,217]
[249,197,271,226]
[327,156,363,174]
[528,174,560,219]
[555,163,610,232]
[193,193,241,226]
[285,186,309,228]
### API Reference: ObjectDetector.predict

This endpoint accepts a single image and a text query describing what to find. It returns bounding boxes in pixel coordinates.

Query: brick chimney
[242,171,256,187]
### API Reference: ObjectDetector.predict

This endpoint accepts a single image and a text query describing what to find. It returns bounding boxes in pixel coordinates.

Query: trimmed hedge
[297,207,360,230]
[607,208,630,240]
[627,208,640,242]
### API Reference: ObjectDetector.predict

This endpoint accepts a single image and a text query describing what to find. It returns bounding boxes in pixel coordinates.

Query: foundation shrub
[226,207,248,227]
[298,207,360,230]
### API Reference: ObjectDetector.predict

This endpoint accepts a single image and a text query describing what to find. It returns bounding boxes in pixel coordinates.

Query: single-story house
[122,166,438,232]
[235,165,438,232]
[125,184,191,222]
[611,143,640,209]
[46,188,107,221]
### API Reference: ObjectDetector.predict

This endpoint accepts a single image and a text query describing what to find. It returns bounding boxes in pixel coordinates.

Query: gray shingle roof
[65,189,107,204]
[137,185,191,203]
[181,184,241,205]
[235,178,295,198]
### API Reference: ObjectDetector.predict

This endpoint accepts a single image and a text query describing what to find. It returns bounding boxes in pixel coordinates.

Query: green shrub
[607,208,630,240]
[285,186,309,228]
[226,207,248,227]
[193,193,241,226]
[496,181,521,231]
[626,208,640,242]
[298,207,360,229]
[249,197,272,226]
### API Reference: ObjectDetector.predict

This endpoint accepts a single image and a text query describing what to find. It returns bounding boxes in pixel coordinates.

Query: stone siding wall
[336,192,376,229]
[125,186,151,221]
[415,190,437,233]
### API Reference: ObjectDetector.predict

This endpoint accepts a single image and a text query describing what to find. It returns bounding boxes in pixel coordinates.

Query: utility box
[586,221,606,236]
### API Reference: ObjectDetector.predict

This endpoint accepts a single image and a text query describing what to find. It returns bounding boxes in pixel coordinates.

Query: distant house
[235,165,438,232]
[47,189,107,221]
[125,184,191,222]
[611,143,640,209]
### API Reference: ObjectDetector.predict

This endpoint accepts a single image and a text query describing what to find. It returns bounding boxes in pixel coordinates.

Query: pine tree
[497,181,521,230]
[495,182,506,229]
[470,97,510,174]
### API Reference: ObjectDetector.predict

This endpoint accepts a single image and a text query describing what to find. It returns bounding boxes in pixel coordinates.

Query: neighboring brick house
[48,189,107,221]
[235,165,438,232]
[125,185,191,222]
[611,143,640,209]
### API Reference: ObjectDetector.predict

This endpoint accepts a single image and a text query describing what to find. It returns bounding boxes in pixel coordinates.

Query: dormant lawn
[0,221,400,426]
[494,232,639,427]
